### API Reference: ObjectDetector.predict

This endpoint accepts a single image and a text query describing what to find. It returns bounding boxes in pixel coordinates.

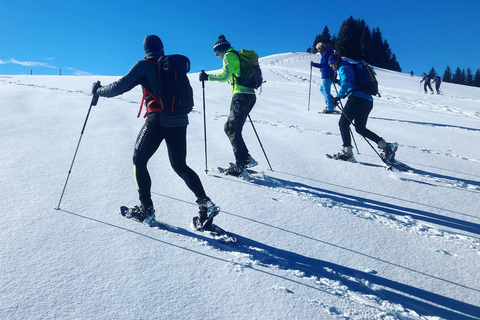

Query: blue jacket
[312,48,334,79]
[336,60,373,101]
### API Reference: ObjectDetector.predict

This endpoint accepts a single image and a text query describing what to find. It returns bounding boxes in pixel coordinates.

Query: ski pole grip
[92,94,99,106]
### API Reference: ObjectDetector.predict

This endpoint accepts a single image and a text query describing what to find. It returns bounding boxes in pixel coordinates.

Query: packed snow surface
[1,52,479,319]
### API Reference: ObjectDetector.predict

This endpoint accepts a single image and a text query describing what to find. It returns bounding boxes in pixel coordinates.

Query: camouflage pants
[224,93,256,165]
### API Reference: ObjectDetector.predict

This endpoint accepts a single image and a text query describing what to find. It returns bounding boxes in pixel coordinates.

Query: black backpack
[350,61,380,97]
[139,54,194,117]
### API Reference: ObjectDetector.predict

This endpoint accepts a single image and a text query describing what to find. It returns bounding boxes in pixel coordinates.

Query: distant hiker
[328,52,398,162]
[433,75,442,95]
[199,34,258,176]
[410,71,414,77]
[420,73,434,94]
[91,35,220,229]
[310,42,335,114]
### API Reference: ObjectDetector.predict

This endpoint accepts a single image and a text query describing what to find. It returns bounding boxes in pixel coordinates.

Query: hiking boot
[321,109,335,114]
[223,163,244,177]
[245,154,258,168]
[332,146,355,162]
[195,197,220,229]
[125,205,155,223]
[378,140,398,162]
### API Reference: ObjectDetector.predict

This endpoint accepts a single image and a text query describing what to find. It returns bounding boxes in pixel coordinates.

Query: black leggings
[133,122,206,208]
[338,96,382,147]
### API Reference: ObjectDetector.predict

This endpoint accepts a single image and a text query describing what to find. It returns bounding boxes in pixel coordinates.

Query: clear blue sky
[1,0,479,77]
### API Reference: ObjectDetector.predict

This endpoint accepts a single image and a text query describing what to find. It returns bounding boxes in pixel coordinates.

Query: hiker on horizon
[310,42,336,114]
[199,34,258,177]
[92,35,220,229]
[327,51,398,163]
[433,75,442,95]
[420,73,434,94]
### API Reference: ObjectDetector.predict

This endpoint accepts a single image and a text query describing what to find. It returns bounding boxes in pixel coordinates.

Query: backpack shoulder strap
[137,58,163,118]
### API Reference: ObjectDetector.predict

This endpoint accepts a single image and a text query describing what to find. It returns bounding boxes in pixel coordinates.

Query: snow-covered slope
[1,52,479,320]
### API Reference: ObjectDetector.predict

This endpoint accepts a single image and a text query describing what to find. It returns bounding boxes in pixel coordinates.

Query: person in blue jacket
[310,42,335,113]
[328,51,398,162]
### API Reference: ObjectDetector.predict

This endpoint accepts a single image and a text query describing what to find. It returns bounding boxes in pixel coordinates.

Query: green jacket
[209,47,255,95]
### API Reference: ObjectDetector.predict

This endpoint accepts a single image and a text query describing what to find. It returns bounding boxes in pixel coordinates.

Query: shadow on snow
[58,208,480,320]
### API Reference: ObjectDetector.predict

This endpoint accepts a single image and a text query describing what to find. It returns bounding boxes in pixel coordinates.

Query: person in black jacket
[420,73,434,94]
[92,35,219,228]
[433,75,442,95]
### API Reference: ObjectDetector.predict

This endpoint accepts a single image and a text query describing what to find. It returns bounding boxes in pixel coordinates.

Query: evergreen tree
[369,27,384,66]
[466,68,473,86]
[428,67,437,78]
[379,39,393,68]
[388,53,402,72]
[474,69,480,87]
[312,26,333,53]
[359,21,372,62]
[313,17,401,72]
[331,34,337,49]
[461,69,467,85]
[443,66,452,82]
[452,67,463,84]
[335,16,363,60]
[382,39,402,72]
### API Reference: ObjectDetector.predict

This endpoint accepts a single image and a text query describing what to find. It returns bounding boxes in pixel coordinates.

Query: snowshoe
[221,163,245,177]
[331,146,355,162]
[245,154,258,168]
[380,142,398,162]
[195,197,220,230]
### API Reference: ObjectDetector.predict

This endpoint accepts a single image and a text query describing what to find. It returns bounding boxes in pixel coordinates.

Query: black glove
[331,96,341,106]
[92,81,102,94]
[91,81,102,106]
[199,71,209,82]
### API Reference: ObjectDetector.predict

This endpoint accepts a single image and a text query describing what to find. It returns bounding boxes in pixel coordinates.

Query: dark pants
[224,94,256,165]
[339,96,382,147]
[133,122,206,208]
[424,81,433,92]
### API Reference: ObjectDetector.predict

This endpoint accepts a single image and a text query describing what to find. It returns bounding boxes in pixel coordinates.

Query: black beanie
[143,35,164,54]
[213,34,231,53]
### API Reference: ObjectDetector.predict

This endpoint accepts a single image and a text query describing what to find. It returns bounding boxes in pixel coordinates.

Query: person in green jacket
[199,35,257,176]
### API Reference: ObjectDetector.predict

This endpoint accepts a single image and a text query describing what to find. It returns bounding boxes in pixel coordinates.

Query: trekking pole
[248,114,273,171]
[307,64,313,111]
[333,83,360,154]
[55,92,99,210]
[201,71,208,174]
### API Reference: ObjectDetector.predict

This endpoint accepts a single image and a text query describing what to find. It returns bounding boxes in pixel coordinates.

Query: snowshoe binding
[331,146,356,162]
[194,197,220,230]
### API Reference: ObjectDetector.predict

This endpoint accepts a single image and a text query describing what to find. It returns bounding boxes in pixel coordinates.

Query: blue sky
[1,0,479,77]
